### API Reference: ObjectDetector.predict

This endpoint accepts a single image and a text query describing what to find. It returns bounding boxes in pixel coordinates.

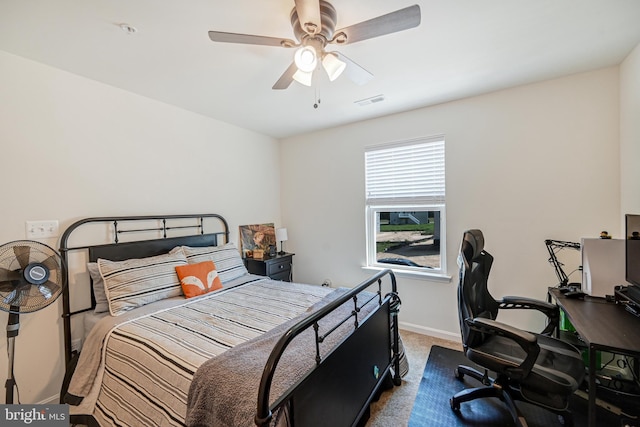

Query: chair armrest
[498,296,559,335]
[466,317,540,380]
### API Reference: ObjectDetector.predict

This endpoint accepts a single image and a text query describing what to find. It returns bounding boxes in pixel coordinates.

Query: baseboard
[399,321,460,342]
[37,394,59,405]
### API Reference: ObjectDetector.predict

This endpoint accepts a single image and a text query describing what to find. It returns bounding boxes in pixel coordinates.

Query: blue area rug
[408,345,628,427]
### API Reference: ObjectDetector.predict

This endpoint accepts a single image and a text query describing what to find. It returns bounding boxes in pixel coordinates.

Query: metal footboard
[255,268,400,427]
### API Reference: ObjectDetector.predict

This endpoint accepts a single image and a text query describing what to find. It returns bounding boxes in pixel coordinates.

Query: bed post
[389,286,402,386]
[59,217,88,365]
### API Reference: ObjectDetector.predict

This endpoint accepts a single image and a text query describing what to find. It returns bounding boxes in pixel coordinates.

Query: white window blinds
[365,136,445,205]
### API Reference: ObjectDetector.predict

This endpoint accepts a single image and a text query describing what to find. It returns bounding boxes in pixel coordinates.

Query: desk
[548,288,640,427]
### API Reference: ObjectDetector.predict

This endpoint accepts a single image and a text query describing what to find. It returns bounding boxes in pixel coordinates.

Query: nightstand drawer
[244,253,294,282]
[266,258,291,276]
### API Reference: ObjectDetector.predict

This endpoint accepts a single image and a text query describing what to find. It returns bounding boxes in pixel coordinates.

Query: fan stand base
[5,336,16,404]
[5,378,15,405]
[5,311,19,404]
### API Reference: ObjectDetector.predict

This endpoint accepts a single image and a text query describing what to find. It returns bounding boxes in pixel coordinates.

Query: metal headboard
[58,213,229,364]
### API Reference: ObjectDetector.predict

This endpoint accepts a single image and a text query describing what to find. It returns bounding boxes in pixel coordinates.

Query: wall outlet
[25,220,59,239]
[322,279,332,287]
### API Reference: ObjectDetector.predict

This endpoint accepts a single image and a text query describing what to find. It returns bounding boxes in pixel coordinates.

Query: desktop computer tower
[581,238,627,298]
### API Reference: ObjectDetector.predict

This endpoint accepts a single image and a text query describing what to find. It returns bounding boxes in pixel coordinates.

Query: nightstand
[244,253,294,282]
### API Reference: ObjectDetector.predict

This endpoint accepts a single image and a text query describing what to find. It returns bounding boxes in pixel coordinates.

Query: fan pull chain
[313,87,321,109]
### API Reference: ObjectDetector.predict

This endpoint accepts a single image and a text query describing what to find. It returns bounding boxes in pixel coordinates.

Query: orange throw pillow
[175,261,223,298]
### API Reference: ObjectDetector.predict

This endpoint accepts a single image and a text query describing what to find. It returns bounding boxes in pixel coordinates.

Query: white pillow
[98,251,188,316]
[87,262,109,314]
[171,243,247,284]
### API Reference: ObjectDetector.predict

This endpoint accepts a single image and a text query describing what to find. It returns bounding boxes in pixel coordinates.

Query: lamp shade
[276,228,288,242]
[322,53,346,81]
[292,69,313,86]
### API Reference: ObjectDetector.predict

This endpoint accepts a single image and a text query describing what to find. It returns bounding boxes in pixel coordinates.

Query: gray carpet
[366,331,462,426]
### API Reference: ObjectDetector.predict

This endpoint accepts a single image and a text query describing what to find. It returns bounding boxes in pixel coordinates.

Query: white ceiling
[1,0,640,139]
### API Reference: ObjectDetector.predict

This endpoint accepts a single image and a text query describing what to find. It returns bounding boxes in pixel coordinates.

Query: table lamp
[276,228,288,255]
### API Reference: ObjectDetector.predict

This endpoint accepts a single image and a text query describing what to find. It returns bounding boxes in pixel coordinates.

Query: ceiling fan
[208,0,421,89]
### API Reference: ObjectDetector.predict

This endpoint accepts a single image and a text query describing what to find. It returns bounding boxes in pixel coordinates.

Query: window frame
[365,205,448,278]
[364,136,448,280]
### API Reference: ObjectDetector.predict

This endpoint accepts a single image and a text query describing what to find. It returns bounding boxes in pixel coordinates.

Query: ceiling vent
[354,94,385,106]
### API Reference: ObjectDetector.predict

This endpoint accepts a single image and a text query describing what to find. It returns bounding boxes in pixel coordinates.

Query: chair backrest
[457,229,499,349]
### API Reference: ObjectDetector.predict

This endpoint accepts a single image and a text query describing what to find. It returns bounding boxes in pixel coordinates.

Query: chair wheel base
[559,413,574,427]
[454,368,463,380]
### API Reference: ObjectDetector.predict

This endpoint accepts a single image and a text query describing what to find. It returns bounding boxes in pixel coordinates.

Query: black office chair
[451,229,585,427]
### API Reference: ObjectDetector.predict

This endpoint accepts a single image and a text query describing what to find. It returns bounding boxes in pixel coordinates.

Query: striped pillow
[98,251,188,316]
[171,243,248,284]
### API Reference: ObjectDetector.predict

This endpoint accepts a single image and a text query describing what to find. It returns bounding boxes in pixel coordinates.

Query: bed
[59,214,403,427]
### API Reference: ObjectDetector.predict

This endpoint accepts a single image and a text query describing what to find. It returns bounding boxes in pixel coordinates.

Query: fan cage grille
[0,241,64,314]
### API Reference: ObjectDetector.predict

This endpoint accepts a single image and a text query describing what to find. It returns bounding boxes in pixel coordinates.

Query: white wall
[621,43,640,216]
[0,50,280,403]
[281,67,621,339]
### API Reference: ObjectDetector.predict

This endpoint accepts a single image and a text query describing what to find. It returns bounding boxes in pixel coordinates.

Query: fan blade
[41,254,60,272]
[13,245,31,270]
[0,267,20,282]
[0,279,17,292]
[38,285,51,300]
[3,283,29,306]
[208,31,297,48]
[294,0,322,35]
[334,52,374,86]
[3,289,18,305]
[39,280,60,300]
[272,62,298,90]
[332,4,421,45]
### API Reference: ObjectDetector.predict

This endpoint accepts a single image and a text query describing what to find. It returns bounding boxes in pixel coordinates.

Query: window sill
[362,266,452,283]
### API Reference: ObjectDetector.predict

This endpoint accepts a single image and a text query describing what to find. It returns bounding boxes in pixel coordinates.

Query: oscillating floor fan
[0,240,65,404]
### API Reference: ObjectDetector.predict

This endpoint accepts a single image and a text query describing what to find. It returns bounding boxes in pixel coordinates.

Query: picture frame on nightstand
[239,223,276,257]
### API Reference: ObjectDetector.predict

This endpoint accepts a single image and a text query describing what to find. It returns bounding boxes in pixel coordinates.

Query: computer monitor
[626,214,640,286]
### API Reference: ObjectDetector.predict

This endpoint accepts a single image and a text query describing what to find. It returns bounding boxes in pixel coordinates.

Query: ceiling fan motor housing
[291,0,338,46]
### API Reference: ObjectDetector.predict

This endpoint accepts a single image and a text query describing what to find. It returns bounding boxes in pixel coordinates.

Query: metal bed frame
[58,213,401,427]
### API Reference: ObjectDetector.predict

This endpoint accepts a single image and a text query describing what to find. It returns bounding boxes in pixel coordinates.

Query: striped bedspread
[67,275,332,427]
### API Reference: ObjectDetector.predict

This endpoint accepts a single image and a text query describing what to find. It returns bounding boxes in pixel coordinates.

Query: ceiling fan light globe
[322,53,346,81]
[294,46,317,72]
[292,69,313,86]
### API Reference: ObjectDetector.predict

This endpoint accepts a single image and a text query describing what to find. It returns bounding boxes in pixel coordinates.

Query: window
[365,136,446,277]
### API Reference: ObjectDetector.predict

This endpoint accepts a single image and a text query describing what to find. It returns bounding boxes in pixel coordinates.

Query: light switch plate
[25,220,59,239]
